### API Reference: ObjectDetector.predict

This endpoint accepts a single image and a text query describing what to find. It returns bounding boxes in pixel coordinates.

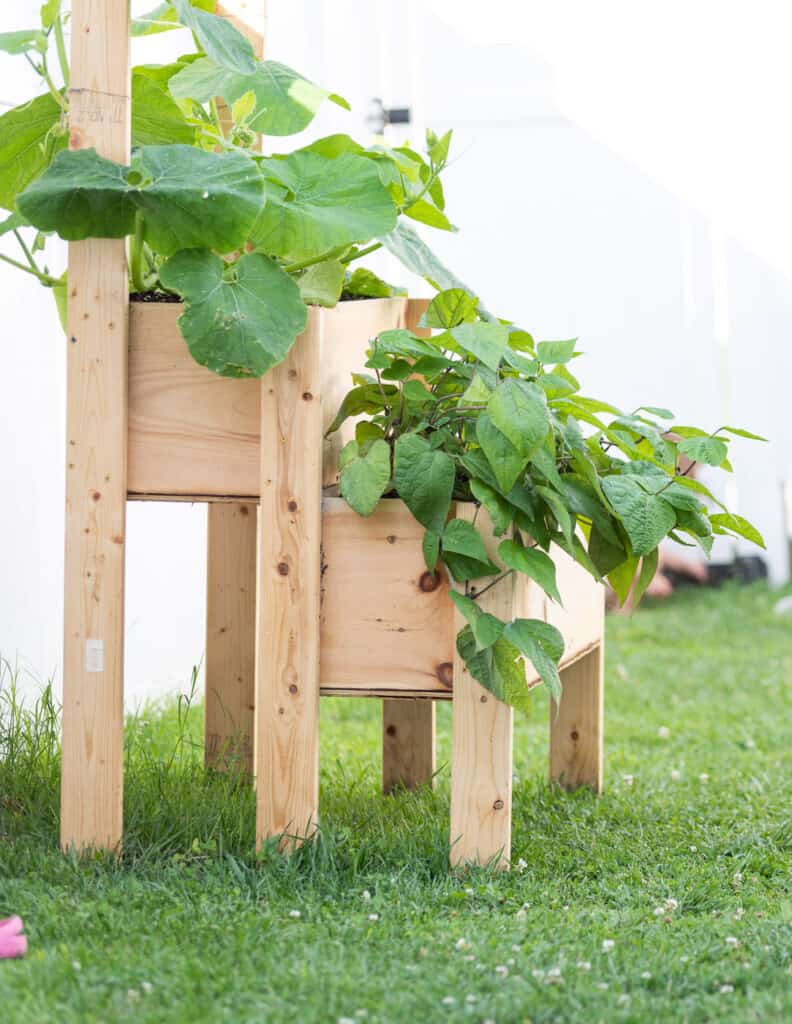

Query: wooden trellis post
[61,0,131,853]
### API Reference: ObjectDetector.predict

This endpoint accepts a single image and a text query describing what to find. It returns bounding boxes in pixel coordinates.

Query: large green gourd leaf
[168,0,256,72]
[131,73,195,146]
[169,58,348,136]
[250,151,397,261]
[18,145,263,255]
[159,249,307,378]
[0,93,67,212]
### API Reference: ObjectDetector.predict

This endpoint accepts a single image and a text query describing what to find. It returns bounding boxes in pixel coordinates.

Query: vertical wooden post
[203,3,265,772]
[380,296,437,796]
[61,0,131,853]
[205,504,257,772]
[383,699,436,793]
[255,315,323,849]
[449,508,514,868]
[550,645,604,792]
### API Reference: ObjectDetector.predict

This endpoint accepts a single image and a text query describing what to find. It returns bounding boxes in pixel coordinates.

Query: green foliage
[326,291,765,710]
[0,1,766,718]
[159,250,306,377]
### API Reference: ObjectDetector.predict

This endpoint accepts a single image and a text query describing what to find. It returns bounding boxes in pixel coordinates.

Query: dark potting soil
[129,292,181,303]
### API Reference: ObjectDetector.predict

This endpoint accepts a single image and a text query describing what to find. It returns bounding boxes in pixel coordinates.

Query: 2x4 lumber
[550,644,604,792]
[205,504,257,773]
[382,700,436,792]
[61,0,131,853]
[255,314,323,849]
[449,508,514,869]
[203,4,264,775]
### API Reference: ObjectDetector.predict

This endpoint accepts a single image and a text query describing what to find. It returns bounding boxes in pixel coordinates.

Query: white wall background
[1,0,789,703]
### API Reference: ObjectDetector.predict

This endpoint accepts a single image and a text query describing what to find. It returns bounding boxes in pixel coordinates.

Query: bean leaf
[339,439,391,516]
[449,592,505,652]
[602,475,676,556]
[169,0,256,73]
[393,433,455,533]
[537,339,576,364]
[498,540,562,603]
[420,288,479,329]
[476,412,527,493]
[441,519,500,581]
[457,627,530,709]
[677,435,729,467]
[159,249,307,378]
[487,379,549,459]
[503,618,564,702]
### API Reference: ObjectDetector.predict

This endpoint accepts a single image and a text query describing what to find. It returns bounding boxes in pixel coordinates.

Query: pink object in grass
[0,916,27,959]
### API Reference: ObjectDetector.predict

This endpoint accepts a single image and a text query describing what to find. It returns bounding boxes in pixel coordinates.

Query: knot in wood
[492,799,504,811]
[385,724,397,737]
[302,391,314,401]
[287,500,298,512]
[419,571,441,593]
[436,662,453,688]
[570,730,579,741]
[277,561,289,576]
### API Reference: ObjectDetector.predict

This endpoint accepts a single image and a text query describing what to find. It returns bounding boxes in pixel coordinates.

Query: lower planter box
[319,498,603,699]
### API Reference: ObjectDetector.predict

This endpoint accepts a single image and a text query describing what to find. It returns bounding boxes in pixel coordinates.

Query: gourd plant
[1,1,766,709]
[1,0,452,375]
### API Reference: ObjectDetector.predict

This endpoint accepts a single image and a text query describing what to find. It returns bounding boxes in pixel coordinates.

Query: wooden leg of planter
[205,503,257,773]
[550,644,604,792]
[449,509,514,869]
[255,316,322,850]
[382,699,436,793]
[60,0,130,855]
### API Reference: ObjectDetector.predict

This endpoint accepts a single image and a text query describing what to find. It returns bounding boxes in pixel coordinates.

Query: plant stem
[340,242,382,265]
[283,244,351,275]
[130,212,146,293]
[471,570,513,602]
[13,230,38,272]
[0,252,59,286]
[40,53,68,111]
[53,15,70,88]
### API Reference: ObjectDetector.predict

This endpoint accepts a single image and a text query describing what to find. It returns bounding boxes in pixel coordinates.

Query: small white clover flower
[515,857,528,873]
[532,969,545,980]
[641,971,652,980]
[577,961,591,971]
[289,909,301,919]
[507,958,515,966]
[127,990,140,1002]
[495,964,509,978]
[464,887,474,896]
[463,954,475,962]
[547,966,562,979]
[596,982,609,991]
[719,984,734,994]
[732,872,743,886]
[441,995,456,1006]
[72,961,82,972]
[361,890,371,901]
[465,994,478,1004]
[602,939,615,952]
[622,774,634,786]
[664,898,679,912]
[617,994,631,1007]
[512,944,521,953]
[699,773,709,784]
[670,769,682,782]
[368,913,380,922]
[733,908,745,920]
[725,936,740,948]
[141,982,153,995]
[337,1018,356,1024]
[653,906,665,917]
[680,955,690,963]
[657,726,670,739]
[455,938,471,951]
[515,908,527,919]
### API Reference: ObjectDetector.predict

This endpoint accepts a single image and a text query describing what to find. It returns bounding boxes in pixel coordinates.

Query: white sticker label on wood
[85,639,104,673]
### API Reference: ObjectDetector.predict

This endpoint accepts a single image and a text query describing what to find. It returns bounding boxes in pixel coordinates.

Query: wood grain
[205,503,257,773]
[550,644,604,792]
[382,700,436,793]
[127,298,407,498]
[320,499,455,694]
[449,507,514,869]
[255,313,323,849]
[61,0,130,853]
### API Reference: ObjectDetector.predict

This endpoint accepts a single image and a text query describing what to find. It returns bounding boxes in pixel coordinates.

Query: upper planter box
[128,296,411,499]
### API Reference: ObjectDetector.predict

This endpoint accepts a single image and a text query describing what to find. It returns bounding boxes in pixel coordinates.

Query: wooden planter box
[62,3,603,867]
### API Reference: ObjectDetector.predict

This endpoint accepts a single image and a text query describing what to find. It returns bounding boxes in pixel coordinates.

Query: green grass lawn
[1,583,790,1023]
